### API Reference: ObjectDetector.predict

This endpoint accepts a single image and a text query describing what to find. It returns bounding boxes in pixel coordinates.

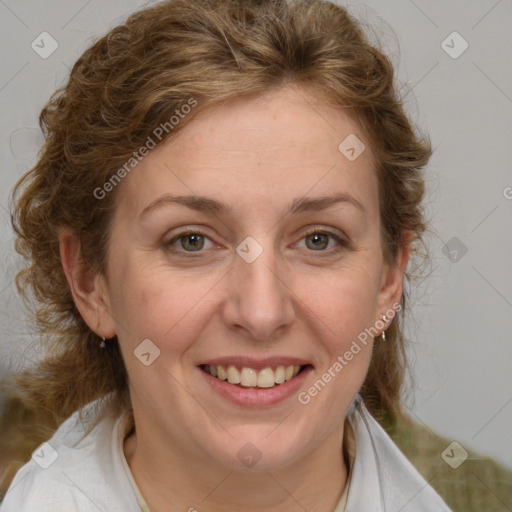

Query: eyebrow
[139,192,365,218]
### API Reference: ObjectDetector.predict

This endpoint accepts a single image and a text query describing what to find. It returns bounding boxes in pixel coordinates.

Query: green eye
[166,230,212,253]
[296,228,349,255]
[165,227,348,259]
[178,233,205,251]
[305,232,330,250]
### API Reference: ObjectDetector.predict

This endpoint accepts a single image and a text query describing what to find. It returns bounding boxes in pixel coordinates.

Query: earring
[381,314,388,341]
[99,337,106,349]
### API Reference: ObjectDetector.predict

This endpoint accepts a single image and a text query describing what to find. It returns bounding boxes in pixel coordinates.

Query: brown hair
[3,0,430,489]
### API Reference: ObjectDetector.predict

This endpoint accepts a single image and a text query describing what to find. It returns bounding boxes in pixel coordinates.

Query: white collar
[117,394,450,512]
[340,395,451,511]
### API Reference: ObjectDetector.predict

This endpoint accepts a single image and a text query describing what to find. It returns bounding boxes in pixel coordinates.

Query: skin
[60,85,409,511]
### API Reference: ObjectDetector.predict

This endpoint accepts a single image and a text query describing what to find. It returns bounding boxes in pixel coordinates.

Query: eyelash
[301,227,348,251]
[164,226,349,258]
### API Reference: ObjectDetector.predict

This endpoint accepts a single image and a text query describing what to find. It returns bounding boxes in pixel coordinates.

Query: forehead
[116,86,378,218]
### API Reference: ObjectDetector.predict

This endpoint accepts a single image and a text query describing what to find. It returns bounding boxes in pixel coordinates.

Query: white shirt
[1,394,451,511]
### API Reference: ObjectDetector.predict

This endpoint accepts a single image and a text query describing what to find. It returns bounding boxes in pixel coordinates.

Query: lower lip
[199,366,313,407]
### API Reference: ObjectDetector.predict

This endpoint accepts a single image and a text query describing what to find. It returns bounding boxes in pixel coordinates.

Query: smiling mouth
[201,364,309,389]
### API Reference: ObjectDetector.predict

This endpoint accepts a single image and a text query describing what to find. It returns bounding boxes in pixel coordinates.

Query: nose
[221,241,296,342]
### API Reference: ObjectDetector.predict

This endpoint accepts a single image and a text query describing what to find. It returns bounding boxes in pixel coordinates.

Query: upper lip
[199,356,313,370]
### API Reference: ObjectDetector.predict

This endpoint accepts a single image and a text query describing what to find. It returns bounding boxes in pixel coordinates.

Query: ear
[376,231,412,318]
[59,227,116,339]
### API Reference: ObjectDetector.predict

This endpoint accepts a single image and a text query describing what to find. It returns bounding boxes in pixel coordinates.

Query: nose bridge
[224,235,295,340]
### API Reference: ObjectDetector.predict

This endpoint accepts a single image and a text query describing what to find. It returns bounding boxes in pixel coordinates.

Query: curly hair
[4,0,430,485]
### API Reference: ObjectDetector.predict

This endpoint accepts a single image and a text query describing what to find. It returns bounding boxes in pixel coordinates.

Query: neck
[124,419,349,512]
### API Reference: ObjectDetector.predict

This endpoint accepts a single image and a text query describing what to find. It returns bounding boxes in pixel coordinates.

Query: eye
[164,226,348,257]
[165,229,216,253]
[297,228,347,252]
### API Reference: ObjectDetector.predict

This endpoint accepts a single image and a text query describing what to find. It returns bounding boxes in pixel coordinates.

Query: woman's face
[97,86,406,470]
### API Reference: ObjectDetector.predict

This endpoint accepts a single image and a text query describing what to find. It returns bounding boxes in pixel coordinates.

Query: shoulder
[386,414,512,512]
[1,400,139,512]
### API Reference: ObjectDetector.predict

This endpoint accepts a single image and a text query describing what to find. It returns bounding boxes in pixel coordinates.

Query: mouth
[200,364,309,389]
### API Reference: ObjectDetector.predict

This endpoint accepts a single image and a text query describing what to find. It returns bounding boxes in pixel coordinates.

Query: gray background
[1,0,511,472]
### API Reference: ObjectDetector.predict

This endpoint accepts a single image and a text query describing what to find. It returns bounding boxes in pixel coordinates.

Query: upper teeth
[206,365,302,388]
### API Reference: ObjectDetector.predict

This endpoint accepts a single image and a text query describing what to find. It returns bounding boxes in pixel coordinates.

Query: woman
[1,0,452,510]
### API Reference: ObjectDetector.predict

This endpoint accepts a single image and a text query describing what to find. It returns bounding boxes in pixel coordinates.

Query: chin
[203,428,310,472]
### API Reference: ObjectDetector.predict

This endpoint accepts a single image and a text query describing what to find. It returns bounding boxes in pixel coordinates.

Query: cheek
[108,261,221,354]
[297,264,381,342]
[293,261,381,398]
[296,275,377,414]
